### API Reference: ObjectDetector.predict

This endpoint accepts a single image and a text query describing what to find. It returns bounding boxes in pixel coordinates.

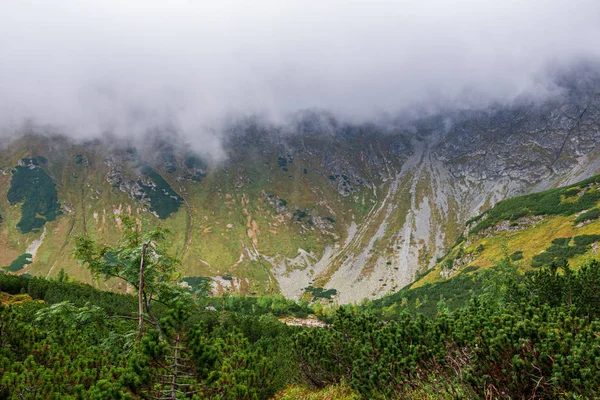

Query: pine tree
[73,216,181,339]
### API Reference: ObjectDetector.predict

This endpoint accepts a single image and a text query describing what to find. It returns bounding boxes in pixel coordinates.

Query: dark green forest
[1,223,600,399]
[137,166,183,219]
[7,159,61,234]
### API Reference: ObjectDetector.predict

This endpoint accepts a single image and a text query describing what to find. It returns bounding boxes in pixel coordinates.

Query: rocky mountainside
[1,73,599,303]
[410,172,600,292]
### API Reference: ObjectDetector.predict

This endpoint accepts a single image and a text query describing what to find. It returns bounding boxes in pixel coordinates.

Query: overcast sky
[1,0,600,149]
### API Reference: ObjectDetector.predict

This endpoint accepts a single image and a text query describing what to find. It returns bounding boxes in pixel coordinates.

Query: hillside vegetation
[2,79,600,303]
[7,158,61,234]
[416,174,600,288]
[469,174,600,234]
[1,255,600,398]
[0,130,413,301]
[1,200,600,398]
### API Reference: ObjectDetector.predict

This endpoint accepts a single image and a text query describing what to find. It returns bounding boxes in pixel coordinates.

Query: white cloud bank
[1,0,599,153]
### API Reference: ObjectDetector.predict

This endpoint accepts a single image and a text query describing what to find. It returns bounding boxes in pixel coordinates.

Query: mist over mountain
[2,0,600,150]
[0,69,599,302]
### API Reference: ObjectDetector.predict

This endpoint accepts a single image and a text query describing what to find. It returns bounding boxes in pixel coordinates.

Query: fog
[1,0,600,156]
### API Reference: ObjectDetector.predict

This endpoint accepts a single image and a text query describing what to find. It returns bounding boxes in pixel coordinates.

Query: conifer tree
[73,216,181,339]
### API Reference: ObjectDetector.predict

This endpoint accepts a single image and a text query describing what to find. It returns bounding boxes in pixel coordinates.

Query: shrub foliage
[470,174,600,234]
[7,158,61,233]
[1,233,600,398]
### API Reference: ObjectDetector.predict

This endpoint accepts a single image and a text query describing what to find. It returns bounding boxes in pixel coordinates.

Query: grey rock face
[3,69,600,304]
[435,79,600,186]
[260,77,600,302]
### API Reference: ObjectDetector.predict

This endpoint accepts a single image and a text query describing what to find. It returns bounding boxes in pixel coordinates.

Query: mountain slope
[413,173,600,289]
[0,75,599,302]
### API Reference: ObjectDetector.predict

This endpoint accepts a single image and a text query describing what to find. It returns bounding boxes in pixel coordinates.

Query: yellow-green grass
[413,211,600,289]
[275,383,359,400]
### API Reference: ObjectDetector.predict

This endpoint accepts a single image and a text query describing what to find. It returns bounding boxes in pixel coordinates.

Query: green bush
[531,235,600,268]
[510,250,523,261]
[461,265,480,274]
[7,159,61,233]
[295,261,600,399]
[2,253,33,272]
[573,234,600,247]
[574,208,600,224]
[367,273,484,317]
[137,166,183,218]
[3,248,600,398]
[304,286,337,300]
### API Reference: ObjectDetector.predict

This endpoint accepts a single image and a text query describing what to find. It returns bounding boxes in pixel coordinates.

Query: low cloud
[1,0,599,157]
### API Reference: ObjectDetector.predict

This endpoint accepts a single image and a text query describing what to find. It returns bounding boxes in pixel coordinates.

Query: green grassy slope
[413,174,600,288]
[0,133,405,296]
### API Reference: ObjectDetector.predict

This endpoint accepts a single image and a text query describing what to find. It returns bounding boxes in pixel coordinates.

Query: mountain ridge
[1,75,599,303]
